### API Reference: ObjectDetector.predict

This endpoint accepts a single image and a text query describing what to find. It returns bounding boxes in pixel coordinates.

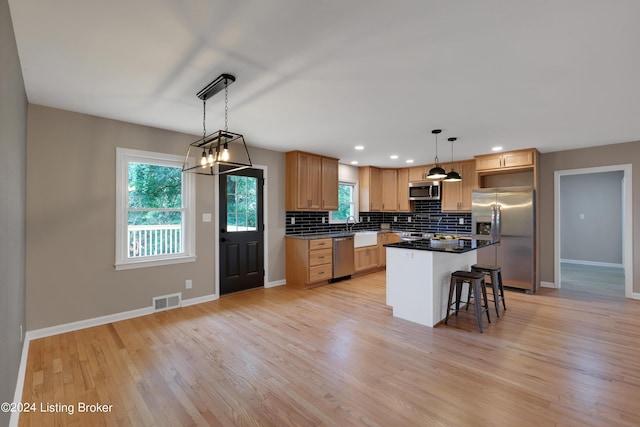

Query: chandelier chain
[224,83,229,132]
[202,99,207,141]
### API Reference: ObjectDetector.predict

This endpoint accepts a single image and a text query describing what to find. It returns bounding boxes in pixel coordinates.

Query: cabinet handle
[318,256,325,259]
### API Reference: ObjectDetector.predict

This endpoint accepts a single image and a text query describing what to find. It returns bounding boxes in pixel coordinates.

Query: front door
[219,167,264,295]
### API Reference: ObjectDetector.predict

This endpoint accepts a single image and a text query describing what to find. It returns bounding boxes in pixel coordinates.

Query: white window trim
[329,179,359,224]
[115,147,196,270]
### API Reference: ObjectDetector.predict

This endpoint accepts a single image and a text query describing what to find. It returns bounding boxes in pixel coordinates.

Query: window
[330,181,358,223]
[226,175,258,232]
[115,148,195,270]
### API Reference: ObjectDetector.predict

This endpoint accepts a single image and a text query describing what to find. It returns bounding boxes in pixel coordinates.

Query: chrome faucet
[345,216,356,232]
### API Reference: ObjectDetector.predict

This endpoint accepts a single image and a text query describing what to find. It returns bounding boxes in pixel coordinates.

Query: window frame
[115,148,196,270]
[329,179,359,224]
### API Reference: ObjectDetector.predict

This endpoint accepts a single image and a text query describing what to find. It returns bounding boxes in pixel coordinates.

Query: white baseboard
[540,281,557,289]
[560,259,623,268]
[26,306,154,341]
[181,293,218,307]
[266,279,286,288]
[9,339,30,427]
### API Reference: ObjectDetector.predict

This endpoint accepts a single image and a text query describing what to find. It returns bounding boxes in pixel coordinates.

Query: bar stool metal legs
[471,264,506,317]
[445,270,491,332]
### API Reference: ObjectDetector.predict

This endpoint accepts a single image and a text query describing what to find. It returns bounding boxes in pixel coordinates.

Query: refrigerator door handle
[490,205,497,240]
[496,205,502,240]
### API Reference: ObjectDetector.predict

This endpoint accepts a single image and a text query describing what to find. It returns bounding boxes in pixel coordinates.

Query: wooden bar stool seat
[445,270,491,332]
[471,264,506,318]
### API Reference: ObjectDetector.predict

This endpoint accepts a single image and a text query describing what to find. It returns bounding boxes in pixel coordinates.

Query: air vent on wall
[153,293,181,312]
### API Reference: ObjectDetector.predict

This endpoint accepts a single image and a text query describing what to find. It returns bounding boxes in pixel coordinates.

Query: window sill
[115,255,197,271]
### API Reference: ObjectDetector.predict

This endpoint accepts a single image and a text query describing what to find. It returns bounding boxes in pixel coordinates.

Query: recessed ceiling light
[492,146,503,152]
[390,155,399,159]
[406,159,414,164]
[350,160,359,165]
[354,145,364,150]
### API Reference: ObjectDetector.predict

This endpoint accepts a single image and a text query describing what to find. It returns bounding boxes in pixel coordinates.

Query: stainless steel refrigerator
[472,186,535,293]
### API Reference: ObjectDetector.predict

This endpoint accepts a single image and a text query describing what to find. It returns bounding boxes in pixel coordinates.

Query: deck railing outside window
[128,224,182,258]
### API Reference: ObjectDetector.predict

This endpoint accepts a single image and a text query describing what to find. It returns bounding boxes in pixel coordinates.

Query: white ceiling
[9,0,640,167]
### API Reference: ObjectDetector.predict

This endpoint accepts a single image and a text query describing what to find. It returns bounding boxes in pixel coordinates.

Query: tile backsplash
[286,200,472,235]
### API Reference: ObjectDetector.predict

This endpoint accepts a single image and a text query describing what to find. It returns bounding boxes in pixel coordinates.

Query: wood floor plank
[19,270,640,426]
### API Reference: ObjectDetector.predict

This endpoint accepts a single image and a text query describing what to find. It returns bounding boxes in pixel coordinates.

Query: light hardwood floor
[561,262,626,299]
[19,271,640,426]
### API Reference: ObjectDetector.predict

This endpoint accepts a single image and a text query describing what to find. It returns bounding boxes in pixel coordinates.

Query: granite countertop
[285,229,402,240]
[384,238,498,254]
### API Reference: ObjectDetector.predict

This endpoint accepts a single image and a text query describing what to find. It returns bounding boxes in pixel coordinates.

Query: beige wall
[1,0,27,422]
[26,105,286,330]
[539,141,640,293]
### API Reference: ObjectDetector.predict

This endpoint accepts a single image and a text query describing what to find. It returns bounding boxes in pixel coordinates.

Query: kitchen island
[384,238,497,327]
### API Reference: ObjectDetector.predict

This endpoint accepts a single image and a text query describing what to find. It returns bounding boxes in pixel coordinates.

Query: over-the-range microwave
[408,180,441,201]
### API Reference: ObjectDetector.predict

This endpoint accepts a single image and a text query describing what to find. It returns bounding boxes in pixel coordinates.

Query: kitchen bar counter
[384,238,496,254]
[385,239,497,328]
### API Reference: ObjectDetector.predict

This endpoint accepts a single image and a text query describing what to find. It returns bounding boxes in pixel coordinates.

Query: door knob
[220,237,227,242]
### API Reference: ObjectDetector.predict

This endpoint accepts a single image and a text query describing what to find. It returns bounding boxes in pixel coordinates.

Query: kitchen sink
[353,231,378,248]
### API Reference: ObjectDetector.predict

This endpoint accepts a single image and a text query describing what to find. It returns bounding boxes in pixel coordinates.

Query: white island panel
[385,247,477,327]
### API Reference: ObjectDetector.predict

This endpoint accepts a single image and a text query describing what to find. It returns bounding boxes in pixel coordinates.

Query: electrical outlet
[322,217,326,224]
[579,214,585,219]
[393,216,398,222]
[185,279,192,289]
[367,217,370,222]
[459,218,464,225]
[407,217,412,223]
[290,217,295,225]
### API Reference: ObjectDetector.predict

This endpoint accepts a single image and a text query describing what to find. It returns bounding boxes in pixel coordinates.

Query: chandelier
[182,73,252,176]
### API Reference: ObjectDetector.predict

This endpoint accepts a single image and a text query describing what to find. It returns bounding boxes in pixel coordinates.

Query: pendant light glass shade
[444,137,462,182]
[427,129,447,179]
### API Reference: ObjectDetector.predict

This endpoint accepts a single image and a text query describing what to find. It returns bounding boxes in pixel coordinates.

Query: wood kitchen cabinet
[475,148,535,172]
[441,160,477,212]
[408,164,435,182]
[321,157,339,211]
[381,169,398,211]
[359,166,383,212]
[354,245,379,273]
[396,168,411,212]
[361,167,412,212]
[285,237,333,287]
[286,151,339,211]
[378,232,402,266]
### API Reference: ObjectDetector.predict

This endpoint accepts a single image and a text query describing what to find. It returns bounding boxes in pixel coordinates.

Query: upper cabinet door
[381,169,398,211]
[396,168,411,212]
[321,157,339,211]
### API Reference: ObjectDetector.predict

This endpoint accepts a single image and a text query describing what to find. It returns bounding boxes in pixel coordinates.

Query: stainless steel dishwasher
[332,236,355,280]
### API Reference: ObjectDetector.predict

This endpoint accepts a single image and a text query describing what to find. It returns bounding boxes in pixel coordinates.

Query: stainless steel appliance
[332,236,355,280]
[408,181,441,200]
[472,186,535,293]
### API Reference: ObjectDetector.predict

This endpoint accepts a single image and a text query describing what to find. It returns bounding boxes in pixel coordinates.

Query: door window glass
[226,175,258,231]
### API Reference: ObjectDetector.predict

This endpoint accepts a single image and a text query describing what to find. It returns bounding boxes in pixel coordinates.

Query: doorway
[554,165,633,298]
[218,167,264,295]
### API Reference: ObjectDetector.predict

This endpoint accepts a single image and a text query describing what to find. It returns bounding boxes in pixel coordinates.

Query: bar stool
[445,270,491,332]
[471,264,506,318]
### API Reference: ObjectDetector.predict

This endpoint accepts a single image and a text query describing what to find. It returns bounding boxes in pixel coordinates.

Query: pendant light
[427,129,447,179]
[444,137,462,182]
[182,73,252,176]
